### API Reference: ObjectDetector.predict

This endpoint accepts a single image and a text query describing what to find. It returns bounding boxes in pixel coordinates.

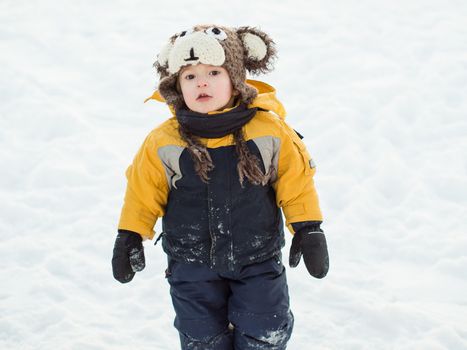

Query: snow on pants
[166,255,294,350]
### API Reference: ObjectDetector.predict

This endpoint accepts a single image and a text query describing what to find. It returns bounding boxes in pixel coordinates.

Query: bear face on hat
[154,25,277,110]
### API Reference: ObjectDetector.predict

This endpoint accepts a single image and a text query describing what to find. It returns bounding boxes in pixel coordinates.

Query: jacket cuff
[291,221,323,234]
[117,229,143,243]
[118,221,155,240]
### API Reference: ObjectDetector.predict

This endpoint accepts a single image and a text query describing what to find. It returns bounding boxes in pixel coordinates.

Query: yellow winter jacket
[118,80,322,240]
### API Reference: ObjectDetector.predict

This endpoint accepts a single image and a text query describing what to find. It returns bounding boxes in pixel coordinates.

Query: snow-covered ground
[1,0,467,349]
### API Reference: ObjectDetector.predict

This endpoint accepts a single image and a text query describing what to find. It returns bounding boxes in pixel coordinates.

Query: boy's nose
[197,80,208,88]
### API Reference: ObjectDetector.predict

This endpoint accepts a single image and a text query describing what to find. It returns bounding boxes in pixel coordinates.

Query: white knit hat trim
[163,31,227,74]
[157,42,172,67]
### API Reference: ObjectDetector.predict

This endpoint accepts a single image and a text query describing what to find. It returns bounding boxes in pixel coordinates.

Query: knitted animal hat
[154,24,277,110]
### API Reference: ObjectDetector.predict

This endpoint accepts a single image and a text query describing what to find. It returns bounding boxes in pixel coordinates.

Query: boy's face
[179,64,234,114]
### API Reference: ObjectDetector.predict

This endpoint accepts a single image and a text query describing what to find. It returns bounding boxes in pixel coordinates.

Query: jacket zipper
[207,184,216,268]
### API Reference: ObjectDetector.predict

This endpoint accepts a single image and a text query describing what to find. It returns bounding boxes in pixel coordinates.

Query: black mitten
[289,227,329,279]
[112,230,146,283]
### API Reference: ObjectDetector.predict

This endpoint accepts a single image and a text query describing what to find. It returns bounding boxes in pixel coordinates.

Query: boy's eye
[209,70,220,76]
[184,74,195,80]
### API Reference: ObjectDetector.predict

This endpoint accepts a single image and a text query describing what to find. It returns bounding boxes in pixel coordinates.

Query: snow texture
[1,0,467,349]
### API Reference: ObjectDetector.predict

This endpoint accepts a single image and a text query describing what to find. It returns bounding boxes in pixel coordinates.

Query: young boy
[112,25,329,350]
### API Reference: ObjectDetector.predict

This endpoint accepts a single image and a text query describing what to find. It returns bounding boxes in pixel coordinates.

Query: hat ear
[237,26,277,75]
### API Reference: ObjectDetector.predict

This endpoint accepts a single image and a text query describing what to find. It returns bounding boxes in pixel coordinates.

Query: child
[112,24,329,350]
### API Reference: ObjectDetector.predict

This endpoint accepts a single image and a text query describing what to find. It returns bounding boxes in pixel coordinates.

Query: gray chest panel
[157,145,185,189]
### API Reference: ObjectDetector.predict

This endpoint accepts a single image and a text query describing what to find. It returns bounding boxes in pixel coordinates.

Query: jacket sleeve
[272,121,323,234]
[118,132,170,240]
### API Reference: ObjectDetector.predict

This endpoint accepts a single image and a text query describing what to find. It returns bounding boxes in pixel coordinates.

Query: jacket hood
[144,79,286,120]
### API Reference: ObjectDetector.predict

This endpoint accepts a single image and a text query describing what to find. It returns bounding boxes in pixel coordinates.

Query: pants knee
[175,317,233,350]
[233,310,294,349]
[179,328,232,350]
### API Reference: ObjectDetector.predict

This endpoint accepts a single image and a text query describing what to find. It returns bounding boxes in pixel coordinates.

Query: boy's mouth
[196,93,212,101]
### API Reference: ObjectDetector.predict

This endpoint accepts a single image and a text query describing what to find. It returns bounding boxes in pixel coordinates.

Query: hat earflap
[158,74,185,110]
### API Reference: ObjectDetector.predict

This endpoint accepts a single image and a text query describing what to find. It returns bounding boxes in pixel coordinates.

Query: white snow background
[1,0,467,349]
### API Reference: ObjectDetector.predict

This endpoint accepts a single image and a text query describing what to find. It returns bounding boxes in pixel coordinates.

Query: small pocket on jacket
[288,130,315,175]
